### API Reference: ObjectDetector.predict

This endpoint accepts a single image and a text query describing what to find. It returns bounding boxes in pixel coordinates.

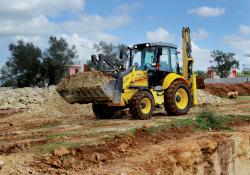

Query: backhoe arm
[182,27,198,106]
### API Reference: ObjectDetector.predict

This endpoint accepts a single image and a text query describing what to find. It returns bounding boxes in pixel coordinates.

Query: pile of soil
[56,71,114,91]
[56,71,114,103]
[205,82,250,97]
[197,89,234,106]
[196,76,205,89]
[0,86,93,116]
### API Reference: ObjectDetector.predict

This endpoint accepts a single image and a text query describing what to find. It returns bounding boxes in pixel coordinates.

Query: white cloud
[115,2,143,14]
[188,6,225,17]
[60,33,96,63]
[147,27,174,42]
[224,25,250,55]
[0,0,84,17]
[62,15,131,33]
[224,35,250,54]
[192,28,209,41]
[191,42,212,71]
[239,25,250,36]
[0,15,55,37]
[94,33,118,43]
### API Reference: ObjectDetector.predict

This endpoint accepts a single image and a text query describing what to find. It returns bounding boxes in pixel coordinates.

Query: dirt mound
[205,82,250,97]
[196,76,205,89]
[57,71,113,91]
[197,89,234,106]
[0,86,93,117]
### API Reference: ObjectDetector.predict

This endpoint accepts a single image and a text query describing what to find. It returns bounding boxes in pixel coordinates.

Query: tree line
[0,36,77,87]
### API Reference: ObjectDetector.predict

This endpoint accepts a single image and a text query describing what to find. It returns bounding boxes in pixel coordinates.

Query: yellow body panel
[150,90,164,105]
[162,73,188,89]
[121,68,149,106]
[123,68,148,89]
[192,75,198,106]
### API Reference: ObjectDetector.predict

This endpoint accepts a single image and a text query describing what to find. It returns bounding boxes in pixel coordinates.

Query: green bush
[195,109,230,130]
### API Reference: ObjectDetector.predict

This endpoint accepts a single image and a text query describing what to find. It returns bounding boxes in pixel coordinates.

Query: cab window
[170,48,179,73]
[159,47,171,72]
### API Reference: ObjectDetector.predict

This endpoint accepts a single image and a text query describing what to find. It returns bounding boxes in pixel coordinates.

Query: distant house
[207,67,237,78]
[66,65,81,75]
[66,64,90,75]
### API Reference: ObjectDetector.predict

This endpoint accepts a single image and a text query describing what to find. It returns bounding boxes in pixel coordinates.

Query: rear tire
[164,80,191,116]
[129,91,154,120]
[92,104,117,119]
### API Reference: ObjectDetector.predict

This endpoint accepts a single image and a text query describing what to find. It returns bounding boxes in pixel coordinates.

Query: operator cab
[129,42,181,86]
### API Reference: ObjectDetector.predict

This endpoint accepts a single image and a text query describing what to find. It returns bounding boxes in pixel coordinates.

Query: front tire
[164,80,191,116]
[92,104,117,119]
[129,91,154,120]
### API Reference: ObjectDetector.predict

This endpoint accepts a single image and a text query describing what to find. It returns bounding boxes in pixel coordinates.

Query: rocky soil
[0,87,233,111]
[197,89,234,106]
[205,82,250,97]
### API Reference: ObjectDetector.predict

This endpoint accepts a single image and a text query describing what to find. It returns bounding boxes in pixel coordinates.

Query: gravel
[197,89,234,106]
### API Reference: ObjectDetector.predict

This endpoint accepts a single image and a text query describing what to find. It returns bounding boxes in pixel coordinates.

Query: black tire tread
[129,91,154,120]
[92,104,116,119]
[164,80,191,116]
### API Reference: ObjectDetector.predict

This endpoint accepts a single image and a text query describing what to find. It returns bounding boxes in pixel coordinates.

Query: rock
[91,152,107,163]
[0,160,4,169]
[62,159,74,169]
[45,157,62,168]
[91,153,101,163]
[53,146,70,157]
[117,143,128,153]
[227,91,238,99]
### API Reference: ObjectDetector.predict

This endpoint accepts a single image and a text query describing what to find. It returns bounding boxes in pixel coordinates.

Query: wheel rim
[140,97,151,114]
[175,88,189,110]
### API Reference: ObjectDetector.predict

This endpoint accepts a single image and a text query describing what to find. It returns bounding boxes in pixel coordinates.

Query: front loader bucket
[57,80,117,104]
[56,72,120,104]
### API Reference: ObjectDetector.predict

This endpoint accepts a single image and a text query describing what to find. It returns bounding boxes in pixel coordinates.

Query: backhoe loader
[57,27,198,120]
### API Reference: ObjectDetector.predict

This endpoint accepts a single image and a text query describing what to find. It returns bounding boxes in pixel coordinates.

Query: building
[66,65,81,75]
[66,64,90,75]
[207,67,237,78]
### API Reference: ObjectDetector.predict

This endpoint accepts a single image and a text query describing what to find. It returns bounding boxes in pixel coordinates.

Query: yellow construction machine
[58,27,197,120]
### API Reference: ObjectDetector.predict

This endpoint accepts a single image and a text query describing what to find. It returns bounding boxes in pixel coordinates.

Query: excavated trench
[35,125,250,175]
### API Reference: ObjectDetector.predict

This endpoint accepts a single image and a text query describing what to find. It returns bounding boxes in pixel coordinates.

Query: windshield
[132,47,156,70]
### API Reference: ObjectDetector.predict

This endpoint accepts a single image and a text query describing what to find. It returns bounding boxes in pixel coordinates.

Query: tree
[195,70,207,77]
[0,40,42,87]
[42,36,77,85]
[210,50,239,78]
[93,41,128,64]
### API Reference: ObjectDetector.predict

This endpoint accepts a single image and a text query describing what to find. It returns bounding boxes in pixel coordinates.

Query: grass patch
[40,141,81,153]
[195,109,232,130]
[47,132,79,140]
[235,96,250,101]
[40,122,60,129]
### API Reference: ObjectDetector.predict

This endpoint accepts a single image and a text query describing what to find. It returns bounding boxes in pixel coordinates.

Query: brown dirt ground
[0,96,250,174]
[205,82,250,97]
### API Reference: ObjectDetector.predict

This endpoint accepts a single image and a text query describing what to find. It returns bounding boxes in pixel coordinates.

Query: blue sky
[0,0,250,70]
